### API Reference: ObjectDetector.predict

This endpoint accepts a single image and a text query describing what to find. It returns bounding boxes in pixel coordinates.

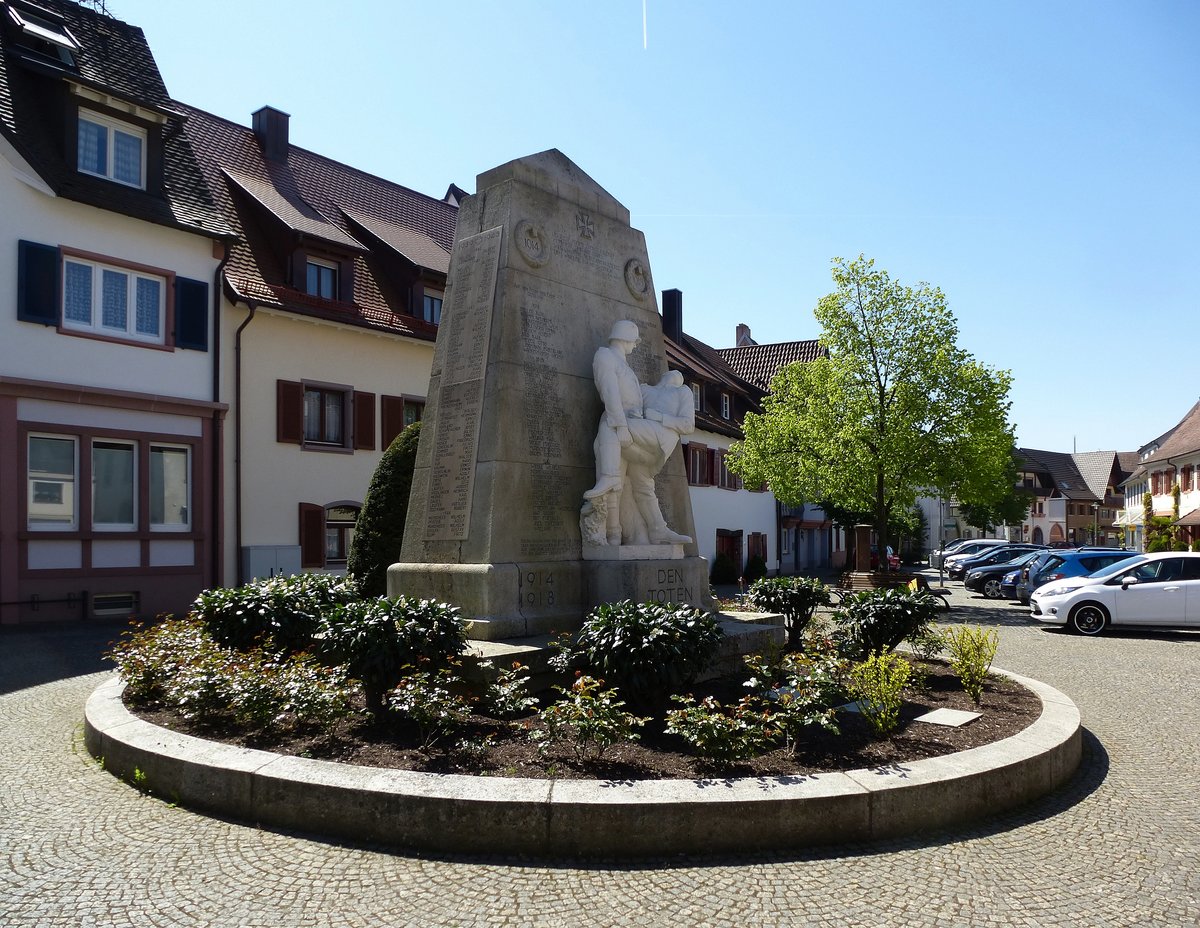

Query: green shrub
[743,555,768,583]
[109,616,355,731]
[709,552,739,585]
[746,576,832,649]
[531,675,649,762]
[831,587,942,660]
[665,695,774,765]
[221,649,355,730]
[943,625,999,704]
[387,666,473,752]
[108,616,213,702]
[848,652,911,738]
[348,422,421,597]
[193,573,360,653]
[557,600,722,708]
[481,661,538,719]
[743,647,845,753]
[315,596,466,713]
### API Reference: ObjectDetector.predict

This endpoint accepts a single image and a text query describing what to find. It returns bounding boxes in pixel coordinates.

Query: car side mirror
[1120,575,1138,589]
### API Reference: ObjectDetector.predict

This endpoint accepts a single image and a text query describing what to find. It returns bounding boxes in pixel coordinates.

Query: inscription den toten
[388,150,714,640]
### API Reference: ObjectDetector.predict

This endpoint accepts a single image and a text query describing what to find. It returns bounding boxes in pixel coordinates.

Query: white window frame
[690,382,701,411]
[62,256,167,345]
[92,439,137,532]
[720,392,731,419]
[77,109,146,189]
[27,434,78,532]
[149,443,192,533]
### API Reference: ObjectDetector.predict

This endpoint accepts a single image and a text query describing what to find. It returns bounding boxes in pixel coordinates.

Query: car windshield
[1007,551,1040,566]
[1090,555,1145,579]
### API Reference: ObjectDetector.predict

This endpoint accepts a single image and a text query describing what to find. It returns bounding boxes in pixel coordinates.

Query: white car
[1030,552,1200,636]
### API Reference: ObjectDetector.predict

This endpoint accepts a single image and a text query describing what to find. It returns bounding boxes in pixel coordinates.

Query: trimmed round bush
[709,552,739,585]
[743,555,768,583]
[348,422,421,597]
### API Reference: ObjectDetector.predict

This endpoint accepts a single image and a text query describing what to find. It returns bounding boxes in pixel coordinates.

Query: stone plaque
[424,226,501,540]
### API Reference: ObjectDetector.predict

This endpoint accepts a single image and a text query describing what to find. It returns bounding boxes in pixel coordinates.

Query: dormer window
[720,392,732,419]
[691,383,701,411]
[306,258,339,299]
[422,293,443,325]
[77,110,145,188]
[7,3,78,66]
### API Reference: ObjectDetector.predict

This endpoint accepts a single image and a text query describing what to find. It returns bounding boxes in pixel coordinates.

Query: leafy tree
[347,422,421,597]
[957,451,1033,533]
[729,256,1015,556]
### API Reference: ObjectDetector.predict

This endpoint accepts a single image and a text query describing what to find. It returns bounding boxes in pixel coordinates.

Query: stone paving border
[83,666,1080,859]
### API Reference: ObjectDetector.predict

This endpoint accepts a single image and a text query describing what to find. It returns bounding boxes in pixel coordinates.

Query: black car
[947,544,1045,580]
[963,550,1042,598]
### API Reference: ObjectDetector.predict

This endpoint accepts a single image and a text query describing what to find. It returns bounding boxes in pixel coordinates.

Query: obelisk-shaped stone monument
[389,150,713,639]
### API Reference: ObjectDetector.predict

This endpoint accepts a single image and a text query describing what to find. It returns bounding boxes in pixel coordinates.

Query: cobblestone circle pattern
[2,583,1199,926]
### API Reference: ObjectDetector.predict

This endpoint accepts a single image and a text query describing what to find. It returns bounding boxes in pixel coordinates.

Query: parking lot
[2,583,1199,927]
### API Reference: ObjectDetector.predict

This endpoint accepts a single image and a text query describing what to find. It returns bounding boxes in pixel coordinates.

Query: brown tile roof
[176,102,457,338]
[1016,448,1097,501]
[1142,399,1200,465]
[717,340,826,391]
[344,209,450,275]
[666,332,763,439]
[0,0,231,237]
[224,168,364,251]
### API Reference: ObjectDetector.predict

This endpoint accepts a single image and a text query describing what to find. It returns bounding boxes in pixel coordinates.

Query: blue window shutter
[174,276,209,350]
[17,241,60,326]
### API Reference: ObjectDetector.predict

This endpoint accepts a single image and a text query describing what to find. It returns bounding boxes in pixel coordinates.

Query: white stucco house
[177,102,457,585]
[0,0,233,623]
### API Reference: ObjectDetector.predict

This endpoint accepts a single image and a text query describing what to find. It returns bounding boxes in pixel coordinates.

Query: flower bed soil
[125,659,1041,781]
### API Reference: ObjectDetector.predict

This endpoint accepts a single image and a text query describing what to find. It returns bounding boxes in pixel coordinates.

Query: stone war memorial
[389,150,714,639]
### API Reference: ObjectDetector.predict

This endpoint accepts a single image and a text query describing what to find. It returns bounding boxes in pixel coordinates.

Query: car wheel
[983,578,1003,599]
[1069,602,1109,636]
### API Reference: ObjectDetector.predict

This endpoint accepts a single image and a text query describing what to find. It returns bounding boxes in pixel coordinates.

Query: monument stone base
[388,554,715,642]
[582,555,713,613]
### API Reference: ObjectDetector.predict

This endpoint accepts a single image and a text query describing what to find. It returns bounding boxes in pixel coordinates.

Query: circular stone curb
[83,667,1081,858]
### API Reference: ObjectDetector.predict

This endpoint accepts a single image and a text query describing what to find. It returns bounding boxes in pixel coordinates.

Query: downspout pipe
[210,243,231,592]
[233,300,258,585]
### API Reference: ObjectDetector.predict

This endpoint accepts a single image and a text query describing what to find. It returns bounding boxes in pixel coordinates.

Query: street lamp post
[1092,502,1100,546]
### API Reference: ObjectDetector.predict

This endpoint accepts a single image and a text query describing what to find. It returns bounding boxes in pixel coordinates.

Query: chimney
[735,323,756,347]
[252,106,290,162]
[662,288,683,344]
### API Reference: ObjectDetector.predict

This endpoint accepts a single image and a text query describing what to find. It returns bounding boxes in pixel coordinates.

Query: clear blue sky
[111,0,1200,454]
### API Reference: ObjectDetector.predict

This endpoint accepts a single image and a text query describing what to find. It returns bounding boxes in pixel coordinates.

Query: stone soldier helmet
[609,320,639,344]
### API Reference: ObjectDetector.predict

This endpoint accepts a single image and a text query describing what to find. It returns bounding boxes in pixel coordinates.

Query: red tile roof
[717,340,826,391]
[176,102,457,339]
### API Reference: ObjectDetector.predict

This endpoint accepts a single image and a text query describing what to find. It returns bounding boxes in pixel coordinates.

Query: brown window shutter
[299,502,325,568]
[277,380,304,444]
[381,395,405,450]
[353,391,376,450]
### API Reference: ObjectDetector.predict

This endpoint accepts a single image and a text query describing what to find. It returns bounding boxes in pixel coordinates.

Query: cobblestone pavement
[3,585,1200,928]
